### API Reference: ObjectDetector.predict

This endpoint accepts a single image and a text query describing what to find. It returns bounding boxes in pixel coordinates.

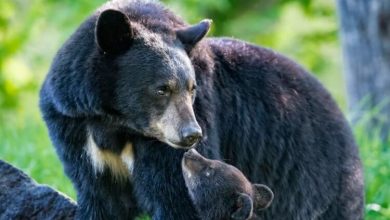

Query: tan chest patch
[86,133,134,180]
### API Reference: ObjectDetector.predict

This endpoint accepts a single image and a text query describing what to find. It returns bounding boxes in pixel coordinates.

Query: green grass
[354,123,390,219]
[1,104,389,219]
[0,107,76,199]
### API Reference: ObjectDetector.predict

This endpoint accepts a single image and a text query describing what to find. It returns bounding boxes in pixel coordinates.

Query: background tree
[337,0,390,140]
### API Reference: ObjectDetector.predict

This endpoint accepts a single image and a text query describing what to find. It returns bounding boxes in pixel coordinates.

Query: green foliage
[164,0,345,108]
[0,0,105,109]
[0,0,389,219]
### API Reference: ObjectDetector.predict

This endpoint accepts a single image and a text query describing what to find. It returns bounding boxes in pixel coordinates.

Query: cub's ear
[231,193,253,220]
[176,19,212,46]
[252,184,274,212]
[95,9,133,54]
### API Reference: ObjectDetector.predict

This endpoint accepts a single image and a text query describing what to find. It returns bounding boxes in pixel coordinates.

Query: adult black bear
[39,0,364,219]
[182,149,274,220]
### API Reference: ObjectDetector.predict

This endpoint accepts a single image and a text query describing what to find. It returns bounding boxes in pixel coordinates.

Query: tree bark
[337,0,390,139]
[0,160,76,220]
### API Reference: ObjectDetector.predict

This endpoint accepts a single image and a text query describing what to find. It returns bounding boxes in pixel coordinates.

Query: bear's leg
[73,168,140,220]
[45,115,140,220]
[60,147,140,220]
[70,139,140,220]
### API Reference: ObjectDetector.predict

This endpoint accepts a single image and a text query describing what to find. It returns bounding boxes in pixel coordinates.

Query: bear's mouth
[164,138,197,149]
[145,125,199,149]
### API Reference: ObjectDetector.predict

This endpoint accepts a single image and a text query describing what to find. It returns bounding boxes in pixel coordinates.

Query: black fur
[182,149,274,220]
[39,0,364,219]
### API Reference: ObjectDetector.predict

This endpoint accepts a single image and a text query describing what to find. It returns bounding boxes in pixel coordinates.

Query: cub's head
[182,149,273,220]
[93,8,212,148]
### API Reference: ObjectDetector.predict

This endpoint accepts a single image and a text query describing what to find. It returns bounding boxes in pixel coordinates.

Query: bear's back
[202,37,363,219]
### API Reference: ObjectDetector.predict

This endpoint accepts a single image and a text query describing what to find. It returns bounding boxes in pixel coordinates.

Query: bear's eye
[190,85,197,96]
[156,85,171,96]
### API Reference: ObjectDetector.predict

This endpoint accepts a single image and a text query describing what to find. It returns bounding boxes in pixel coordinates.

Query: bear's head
[182,149,273,220]
[92,8,212,148]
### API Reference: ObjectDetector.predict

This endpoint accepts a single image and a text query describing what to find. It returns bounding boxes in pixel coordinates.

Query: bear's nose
[181,125,202,147]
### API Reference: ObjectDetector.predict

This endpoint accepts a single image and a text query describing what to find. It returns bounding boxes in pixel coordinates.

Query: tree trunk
[337,0,390,139]
[0,160,76,219]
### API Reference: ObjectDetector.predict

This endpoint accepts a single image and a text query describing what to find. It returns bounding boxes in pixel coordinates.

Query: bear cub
[182,149,273,220]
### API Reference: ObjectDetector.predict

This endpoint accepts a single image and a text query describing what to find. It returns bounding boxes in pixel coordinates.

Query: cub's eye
[156,86,171,96]
[204,166,214,177]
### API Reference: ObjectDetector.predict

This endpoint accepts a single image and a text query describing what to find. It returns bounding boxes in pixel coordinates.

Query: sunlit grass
[0,105,76,199]
[354,123,390,220]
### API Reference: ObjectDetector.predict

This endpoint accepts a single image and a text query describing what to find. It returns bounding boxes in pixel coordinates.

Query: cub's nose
[183,148,203,160]
[180,125,202,147]
[182,149,206,173]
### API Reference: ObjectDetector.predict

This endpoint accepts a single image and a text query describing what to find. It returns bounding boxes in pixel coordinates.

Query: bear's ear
[95,9,133,54]
[176,19,212,46]
[252,184,274,212]
[231,193,253,220]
